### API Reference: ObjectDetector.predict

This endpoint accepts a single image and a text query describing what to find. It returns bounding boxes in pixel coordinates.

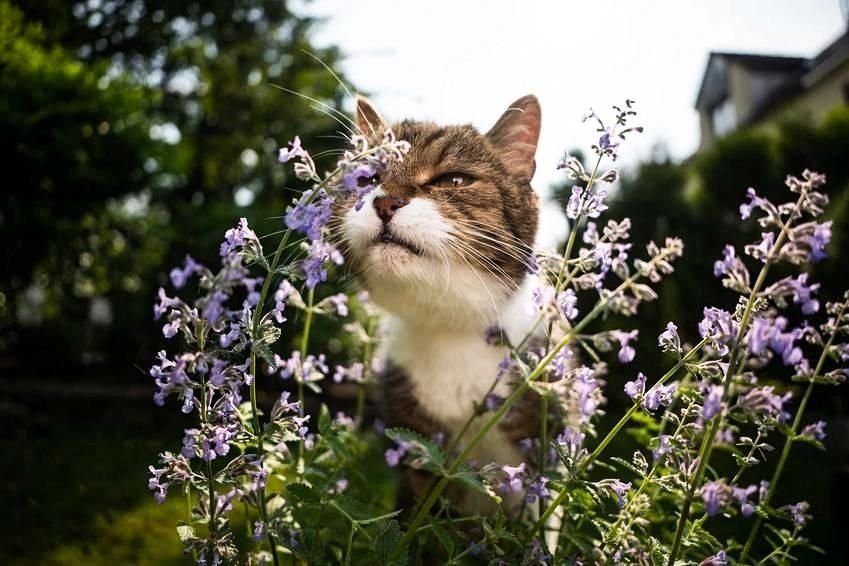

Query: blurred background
[1,0,849,563]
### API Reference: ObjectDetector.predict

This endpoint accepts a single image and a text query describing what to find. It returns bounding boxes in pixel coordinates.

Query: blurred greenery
[553,105,849,563]
[1,0,349,371]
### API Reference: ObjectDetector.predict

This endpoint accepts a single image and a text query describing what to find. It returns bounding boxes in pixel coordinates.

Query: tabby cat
[338,95,550,512]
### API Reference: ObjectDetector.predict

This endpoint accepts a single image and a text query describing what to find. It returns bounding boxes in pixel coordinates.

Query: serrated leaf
[373,519,406,565]
[794,434,826,451]
[287,482,321,504]
[430,521,455,555]
[254,343,277,368]
[610,456,645,477]
[385,427,446,469]
[176,524,196,543]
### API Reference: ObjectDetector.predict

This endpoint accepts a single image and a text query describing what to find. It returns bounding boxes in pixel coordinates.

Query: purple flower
[285,190,333,242]
[566,185,608,220]
[153,287,180,320]
[658,321,681,353]
[333,362,364,383]
[485,393,503,411]
[699,307,738,356]
[219,323,241,348]
[800,420,826,441]
[700,480,730,516]
[624,372,646,400]
[557,427,586,460]
[703,384,724,419]
[525,476,550,503]
[789,273,820,314]
[700,550,729,566]
[550,347,572,379]
[737,385,792,422]
[713,245,736,277]
[302,240,344,289]
[385,441,410,467]
[293,415,310,439]
[341,163,378,210]
[806,221,832,263]
[652,434,672,461]
[786,501,810,529]
[613,330,638,363]
[252,521,265,542]
[599,479,631,508]
[574,367,599,417]
[148,465,169,503]
[169,255,204,289]
[557,289,579,320]
[278,136,308,163]
[739,187,766,220]
[644,382,677,411]
[500,463,526,493]
[732,484,758,517]
[219,217,258,258]
[202,290,228,325]
[326,293,349,316]
[162,315,181,339]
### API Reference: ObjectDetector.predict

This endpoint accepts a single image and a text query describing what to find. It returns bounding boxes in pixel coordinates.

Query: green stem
[355,316,378,427]
[740,300,845,562]
[297,288,316,471]
[667,193,808,566]
[392,247,681,559]
[533,338,707,533]
[248,229,293,566]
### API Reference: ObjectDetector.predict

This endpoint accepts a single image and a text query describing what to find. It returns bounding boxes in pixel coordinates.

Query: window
[711,98,737,137]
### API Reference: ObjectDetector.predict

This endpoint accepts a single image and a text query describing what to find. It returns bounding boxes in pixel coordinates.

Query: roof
[694,29,849,121]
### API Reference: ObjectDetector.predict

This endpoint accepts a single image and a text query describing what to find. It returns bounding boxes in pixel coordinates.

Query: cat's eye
[430,172,473,188]
[356,174,380,188]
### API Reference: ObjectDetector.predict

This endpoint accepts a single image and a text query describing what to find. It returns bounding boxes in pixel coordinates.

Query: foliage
[146,102,848,564]
[1,0,350,369]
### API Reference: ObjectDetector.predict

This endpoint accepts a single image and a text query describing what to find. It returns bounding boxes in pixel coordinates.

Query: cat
[337,95,551,513]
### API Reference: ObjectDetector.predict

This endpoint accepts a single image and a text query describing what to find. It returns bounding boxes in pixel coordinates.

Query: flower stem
[667,192,808,565]
[249,229,293,566]
[533,338,707,534]
[392,248,680,558]
[297,288,316,471]
[739,299,845,562]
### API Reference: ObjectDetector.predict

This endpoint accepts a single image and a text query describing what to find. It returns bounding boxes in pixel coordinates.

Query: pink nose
[373,196,409,223]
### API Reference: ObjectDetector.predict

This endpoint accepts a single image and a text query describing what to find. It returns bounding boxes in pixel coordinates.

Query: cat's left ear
[355,95,387,138]
[486,95,541,182]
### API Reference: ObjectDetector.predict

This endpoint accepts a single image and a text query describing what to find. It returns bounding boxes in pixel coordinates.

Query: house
[695,29,849,151]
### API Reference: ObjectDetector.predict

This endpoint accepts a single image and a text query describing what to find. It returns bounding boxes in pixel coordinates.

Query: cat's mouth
[374,229,424,256]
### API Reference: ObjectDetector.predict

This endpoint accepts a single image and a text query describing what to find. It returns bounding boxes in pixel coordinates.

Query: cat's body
[338,95,548,510]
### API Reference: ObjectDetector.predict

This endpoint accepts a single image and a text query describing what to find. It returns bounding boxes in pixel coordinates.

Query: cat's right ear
[486,95,541,183]
[355,95,386,138]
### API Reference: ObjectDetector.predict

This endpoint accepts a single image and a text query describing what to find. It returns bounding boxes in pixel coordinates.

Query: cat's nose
[373,196,409,224]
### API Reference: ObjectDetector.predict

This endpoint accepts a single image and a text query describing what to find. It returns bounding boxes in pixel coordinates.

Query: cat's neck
[383,274,539,345]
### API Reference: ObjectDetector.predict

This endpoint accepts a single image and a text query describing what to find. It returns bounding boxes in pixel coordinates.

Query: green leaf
[254,343,277,368]
[430,521,455,555]
[318,404,332,435]
[373,519,406,565]
[287,482,321,504]
[176,523,196,543]
[610,456,645,477]
[384,427,446,469]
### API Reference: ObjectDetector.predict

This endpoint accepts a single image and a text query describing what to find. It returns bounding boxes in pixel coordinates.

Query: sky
[302,0,847,246]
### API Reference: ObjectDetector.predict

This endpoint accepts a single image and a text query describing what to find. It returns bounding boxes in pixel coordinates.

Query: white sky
[303,0,847,246]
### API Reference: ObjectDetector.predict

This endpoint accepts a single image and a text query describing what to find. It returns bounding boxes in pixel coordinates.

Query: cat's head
[336,95,541,330]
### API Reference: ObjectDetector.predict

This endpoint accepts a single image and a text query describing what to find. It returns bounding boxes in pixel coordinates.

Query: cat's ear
[355,95,387,138]
[486,95,541,182]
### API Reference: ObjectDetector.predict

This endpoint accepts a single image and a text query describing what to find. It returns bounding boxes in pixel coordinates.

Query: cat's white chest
[385,322,526,467]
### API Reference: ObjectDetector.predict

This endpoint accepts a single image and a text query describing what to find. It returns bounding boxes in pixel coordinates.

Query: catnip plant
[147,99,847,565]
